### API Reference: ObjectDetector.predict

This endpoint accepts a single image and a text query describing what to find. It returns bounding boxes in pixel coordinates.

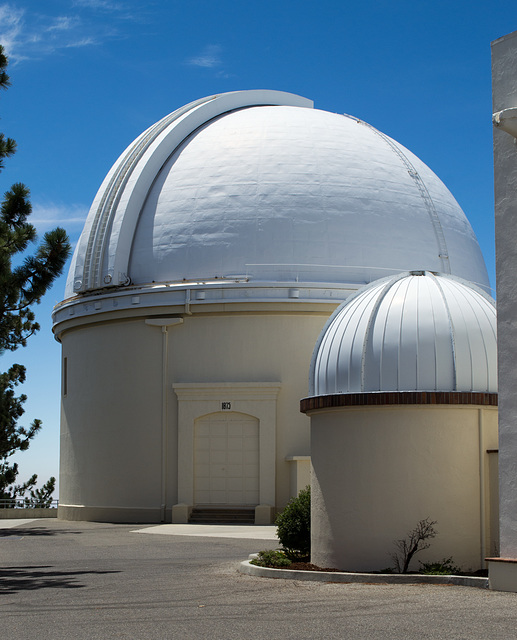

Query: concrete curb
[239,558,489,589]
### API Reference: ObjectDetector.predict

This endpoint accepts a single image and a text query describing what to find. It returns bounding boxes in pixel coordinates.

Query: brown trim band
[486,557,517,564]
[300,391,498,413]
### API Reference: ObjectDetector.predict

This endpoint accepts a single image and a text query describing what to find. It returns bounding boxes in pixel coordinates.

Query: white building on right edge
[488,29,517,591]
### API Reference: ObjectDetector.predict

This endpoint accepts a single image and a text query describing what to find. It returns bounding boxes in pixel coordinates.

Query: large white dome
[66,90,489,298]
[310,271,497,396]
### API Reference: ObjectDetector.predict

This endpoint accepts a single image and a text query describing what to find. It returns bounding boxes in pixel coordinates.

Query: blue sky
[0,0,514,494]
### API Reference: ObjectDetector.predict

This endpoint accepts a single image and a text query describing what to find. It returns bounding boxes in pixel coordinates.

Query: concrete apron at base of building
[58,505,167,523]
[58,504,276,525]
[0,508,57,519]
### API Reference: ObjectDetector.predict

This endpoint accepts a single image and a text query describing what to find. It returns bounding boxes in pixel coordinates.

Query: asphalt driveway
[1,519,516,640]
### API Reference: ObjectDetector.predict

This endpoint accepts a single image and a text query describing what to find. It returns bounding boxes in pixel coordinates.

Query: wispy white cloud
[186,44,222,69]
[0,4,90,62]
[0,4,25,61]
[215,69,232,80]
[0,2,137,64]
[72,0,125,12]
[46,16,81,33]
[31,202,88,237]
[62,36,98,49]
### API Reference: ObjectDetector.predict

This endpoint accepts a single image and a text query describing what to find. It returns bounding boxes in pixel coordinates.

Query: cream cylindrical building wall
[59,318,164,521]
[307,402,498,571]
[57,298,337,522]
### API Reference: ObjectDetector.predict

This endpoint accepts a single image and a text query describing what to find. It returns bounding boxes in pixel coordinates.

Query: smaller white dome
[310,271,497,396]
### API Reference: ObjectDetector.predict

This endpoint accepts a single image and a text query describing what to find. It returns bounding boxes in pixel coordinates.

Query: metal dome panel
[310,271,497,395]
[66,90,490,299]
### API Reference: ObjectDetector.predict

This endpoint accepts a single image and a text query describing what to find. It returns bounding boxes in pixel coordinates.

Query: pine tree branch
[0,44,70,501]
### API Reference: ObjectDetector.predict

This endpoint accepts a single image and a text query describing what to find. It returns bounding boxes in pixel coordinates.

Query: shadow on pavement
[0,527,82,537]
[0,565,121,594]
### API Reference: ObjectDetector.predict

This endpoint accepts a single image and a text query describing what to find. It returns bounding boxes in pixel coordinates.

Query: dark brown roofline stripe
[300,392,498,413]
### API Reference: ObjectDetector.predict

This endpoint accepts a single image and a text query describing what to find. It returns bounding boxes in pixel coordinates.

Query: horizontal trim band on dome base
[52,281,357,328]
[300,391,498,413]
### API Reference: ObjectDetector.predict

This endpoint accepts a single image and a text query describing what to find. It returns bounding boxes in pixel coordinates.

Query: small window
[63,357,68,397]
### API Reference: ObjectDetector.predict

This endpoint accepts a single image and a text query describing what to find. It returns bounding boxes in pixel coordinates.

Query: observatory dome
[310,271,497,396]
[66,90,489,298]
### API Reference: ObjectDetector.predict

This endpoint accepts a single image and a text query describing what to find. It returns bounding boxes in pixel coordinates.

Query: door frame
[173,382,281,509]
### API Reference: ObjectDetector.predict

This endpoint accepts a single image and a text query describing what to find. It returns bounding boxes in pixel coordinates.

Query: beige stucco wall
[286,456,311,498]
[309,404,498,572]
[57,302,334,522]
[59,319,164,522]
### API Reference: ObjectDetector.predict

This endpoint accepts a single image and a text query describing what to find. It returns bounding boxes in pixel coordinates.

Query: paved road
[1,519,517,640]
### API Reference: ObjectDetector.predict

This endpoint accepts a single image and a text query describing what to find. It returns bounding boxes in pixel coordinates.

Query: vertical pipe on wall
[145,317,183,522]
[185,289,192,315]
[160,325,169,522]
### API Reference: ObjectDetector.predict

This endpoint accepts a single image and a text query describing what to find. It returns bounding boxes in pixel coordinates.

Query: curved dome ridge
[345,116,451,273]
[81,95,217,291]
[309,271,497,396]
[68,90,314,294]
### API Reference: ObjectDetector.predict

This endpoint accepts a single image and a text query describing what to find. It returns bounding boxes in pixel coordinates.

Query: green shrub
[250,549,292,568]
[419,557,461,575]
[275,485,311,561]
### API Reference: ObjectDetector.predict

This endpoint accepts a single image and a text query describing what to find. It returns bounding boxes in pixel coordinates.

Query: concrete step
[189,507,255,524]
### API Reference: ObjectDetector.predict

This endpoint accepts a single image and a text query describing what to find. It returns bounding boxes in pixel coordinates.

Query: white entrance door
[194,412,259,505]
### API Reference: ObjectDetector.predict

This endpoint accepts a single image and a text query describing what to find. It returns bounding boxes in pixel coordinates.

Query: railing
[0,498,59,509]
